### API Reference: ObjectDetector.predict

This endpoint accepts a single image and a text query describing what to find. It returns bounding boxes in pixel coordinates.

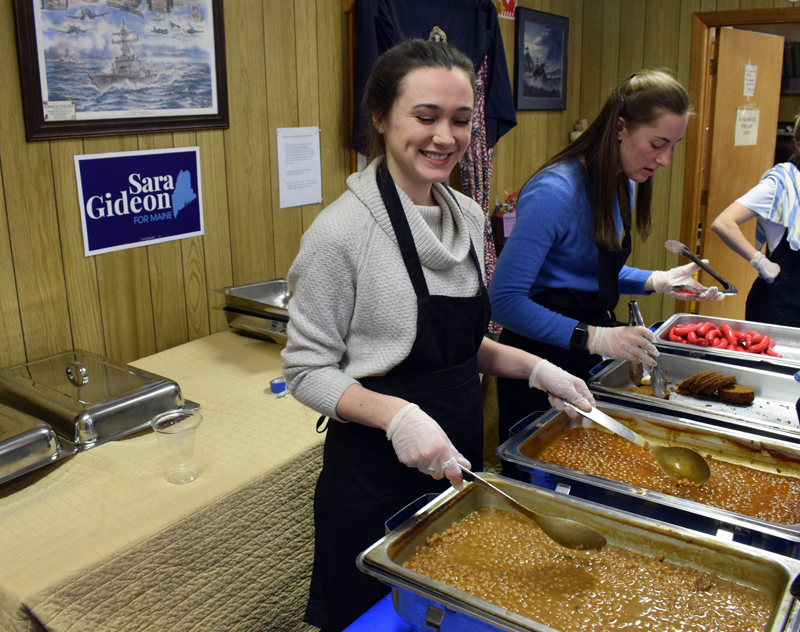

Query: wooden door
[696,27,784,319]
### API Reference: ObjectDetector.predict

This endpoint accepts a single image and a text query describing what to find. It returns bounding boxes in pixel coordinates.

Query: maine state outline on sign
[171,170,197,217]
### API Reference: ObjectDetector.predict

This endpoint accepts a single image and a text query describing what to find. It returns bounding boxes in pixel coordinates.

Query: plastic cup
[151,409,203,484]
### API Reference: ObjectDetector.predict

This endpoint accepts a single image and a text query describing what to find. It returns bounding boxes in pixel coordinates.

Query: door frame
[681,8,800,259]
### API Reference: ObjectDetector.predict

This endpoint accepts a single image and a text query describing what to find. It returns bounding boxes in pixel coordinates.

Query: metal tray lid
[214,278,290,318]
[0,350,193,449]
[0,402,77,486]
[0,350,171,406]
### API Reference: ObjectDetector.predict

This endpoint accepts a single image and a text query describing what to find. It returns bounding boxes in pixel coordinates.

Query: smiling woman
[379,67,474,205]
[281,38,595,632]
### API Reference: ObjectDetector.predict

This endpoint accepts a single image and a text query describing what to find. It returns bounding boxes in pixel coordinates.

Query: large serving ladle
[567,405,712,486]
[459,466,607,551]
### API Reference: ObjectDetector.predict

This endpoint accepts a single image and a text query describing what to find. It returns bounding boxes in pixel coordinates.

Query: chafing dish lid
[0,350,168,407]
[0,350,188,448]
[215,278,290,318]
[0,402,76,484]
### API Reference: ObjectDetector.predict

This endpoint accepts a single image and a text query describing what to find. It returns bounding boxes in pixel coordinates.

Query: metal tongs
[628,300,667,398]
[670,284,708,298]
[664,240,738,294]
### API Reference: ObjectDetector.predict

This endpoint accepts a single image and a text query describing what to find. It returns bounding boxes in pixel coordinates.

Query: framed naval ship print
[12,0,228,141]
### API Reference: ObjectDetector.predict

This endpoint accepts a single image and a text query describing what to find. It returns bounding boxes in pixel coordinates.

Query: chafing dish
[654,313,800,371]
[498,401,800,558]
[215,279,289,343]
[588,354,800,442]
[216,307,287,344]
[0,350,197,450]
[358,473,800,632]
[0,403,77,486]
[215,278,290,317]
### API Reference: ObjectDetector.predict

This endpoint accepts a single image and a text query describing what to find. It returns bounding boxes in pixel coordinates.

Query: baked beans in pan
[405,507,772,631]
[538,427,800,524]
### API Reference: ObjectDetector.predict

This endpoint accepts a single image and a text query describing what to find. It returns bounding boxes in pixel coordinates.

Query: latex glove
[750,251,781,283]
[588,326,658,366]
[529,360,595,419]
[649,261,724,301]
[386,403,470,488]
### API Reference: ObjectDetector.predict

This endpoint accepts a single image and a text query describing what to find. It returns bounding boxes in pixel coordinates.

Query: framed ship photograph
[513,7,568,111]
[12,0,228,141]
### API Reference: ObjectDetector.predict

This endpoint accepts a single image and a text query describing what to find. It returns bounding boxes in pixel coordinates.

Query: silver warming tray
[358,474,800,632]
[654,313,800,371]
[216,307,288,344]
[215,279,290,344]
[498,402,800,558]
[589,354,800,442]
[215,278,290,317]
[0,350,197,450]
[0,402,77,486]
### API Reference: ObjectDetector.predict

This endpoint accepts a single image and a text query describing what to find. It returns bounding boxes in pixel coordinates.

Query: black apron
[303,163,490,632]
[746,230,800,327]
[497,225,631,476]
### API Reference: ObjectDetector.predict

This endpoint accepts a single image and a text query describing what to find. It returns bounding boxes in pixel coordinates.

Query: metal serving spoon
[664,240,738,294]
[566,405,711,486]
[628,300,667,399]
[460,466,607,550]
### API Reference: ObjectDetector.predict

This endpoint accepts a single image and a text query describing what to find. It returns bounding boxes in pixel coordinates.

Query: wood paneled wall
[494,0,797,328]
[0,0,349,366]
[1,0,796,367]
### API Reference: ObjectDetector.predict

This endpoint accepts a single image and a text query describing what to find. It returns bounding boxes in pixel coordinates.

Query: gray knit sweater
[281,158,486,421]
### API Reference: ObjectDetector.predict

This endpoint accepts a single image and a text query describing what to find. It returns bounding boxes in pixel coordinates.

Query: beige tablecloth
[0,332,323,632]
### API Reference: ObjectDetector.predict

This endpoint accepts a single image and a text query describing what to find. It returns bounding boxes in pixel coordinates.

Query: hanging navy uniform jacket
[352,0,517,154]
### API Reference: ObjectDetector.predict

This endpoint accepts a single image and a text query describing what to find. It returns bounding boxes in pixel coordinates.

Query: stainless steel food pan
[214,278,290,318]
[654,313,800,371]
[498,401,800,558]
[0,350,197,450]
[588,354,800,442]
[0,403,77,486]
[358,474,800,632]
[218,307,288,344]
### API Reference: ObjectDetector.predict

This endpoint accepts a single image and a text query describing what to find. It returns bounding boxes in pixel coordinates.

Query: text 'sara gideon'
[75,147,204,256]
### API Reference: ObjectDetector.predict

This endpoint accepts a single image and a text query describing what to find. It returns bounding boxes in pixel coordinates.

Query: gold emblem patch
[428,26,447,43]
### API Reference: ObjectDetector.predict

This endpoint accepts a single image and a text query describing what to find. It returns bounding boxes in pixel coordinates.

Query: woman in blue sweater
[489,70,723,456]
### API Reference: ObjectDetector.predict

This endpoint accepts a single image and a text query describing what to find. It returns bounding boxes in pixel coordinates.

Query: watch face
[571,324,588,350]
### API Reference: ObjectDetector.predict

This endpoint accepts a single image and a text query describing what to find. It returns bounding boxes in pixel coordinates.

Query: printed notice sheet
[734,107,759,146]
[743,63,757,97]
[277,127,323,208]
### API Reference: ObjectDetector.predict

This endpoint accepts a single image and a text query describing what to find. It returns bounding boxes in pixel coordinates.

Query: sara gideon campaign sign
[75,147,204,257]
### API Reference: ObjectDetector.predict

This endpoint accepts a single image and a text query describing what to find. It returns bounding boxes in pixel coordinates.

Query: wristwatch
[569,322,590,351]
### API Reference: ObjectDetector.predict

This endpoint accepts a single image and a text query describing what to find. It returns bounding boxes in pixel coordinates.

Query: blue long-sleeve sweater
[489,161,652,349]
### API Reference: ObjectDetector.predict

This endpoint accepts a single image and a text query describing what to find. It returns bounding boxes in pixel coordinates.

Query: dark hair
[362,39,475,159]
[791,114,800,170]
[532,69,691,251]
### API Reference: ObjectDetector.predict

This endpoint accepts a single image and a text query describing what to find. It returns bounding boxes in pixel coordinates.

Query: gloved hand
[386,403,470,488]
[649,261,724,301]
[750,251,781,283]
[529,360,595,419]
[588,326,658,366]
